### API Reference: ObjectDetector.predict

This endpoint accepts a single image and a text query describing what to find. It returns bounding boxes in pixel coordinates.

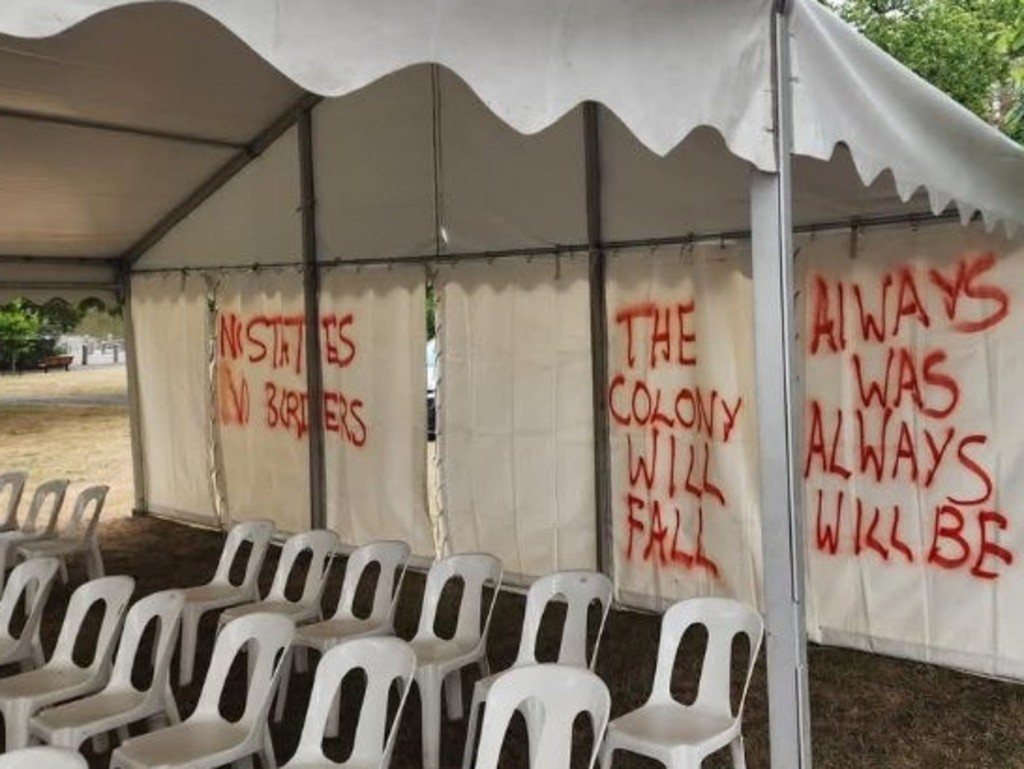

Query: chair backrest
[515,570,614,670]
[108,589,185,694]
[22,479,69,535]
[61,485,109,540]
[414,553,503,647]
[192,612,294,729]
[210,519,275,595]
[285,637,416,768]
[331,539,410,628]
[473,664,610,769]
[0,472,27,530]
[0,746,88,768]
[0,558,61,647]
[49,575,135,674]
[648,598,764,721]
[265,529,338,606]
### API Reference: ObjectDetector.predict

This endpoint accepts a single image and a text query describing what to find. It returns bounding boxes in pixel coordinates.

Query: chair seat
[409,637,480,668]
[31,689,147,738]
[19,538,83,558]
[608,702,737,752]
[294,617,389,650]
[114,720,249,767]
[0,667,92,701]
[180,583,247,608]
[219,600,318,626]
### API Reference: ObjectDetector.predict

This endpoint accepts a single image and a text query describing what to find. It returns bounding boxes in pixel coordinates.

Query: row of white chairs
[0,472,108,585]
[0,516,763,769]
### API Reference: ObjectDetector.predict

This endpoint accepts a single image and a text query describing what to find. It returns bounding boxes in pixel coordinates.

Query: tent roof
[0,0,1020,269]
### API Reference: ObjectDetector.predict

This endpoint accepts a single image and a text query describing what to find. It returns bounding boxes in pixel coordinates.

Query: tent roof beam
[0,254,120,266]
[120,92,322,266]
[0,106,248,150]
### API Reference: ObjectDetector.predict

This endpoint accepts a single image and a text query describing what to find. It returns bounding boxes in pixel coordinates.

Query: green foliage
[832,0,1024,143]
[0,301,42,371]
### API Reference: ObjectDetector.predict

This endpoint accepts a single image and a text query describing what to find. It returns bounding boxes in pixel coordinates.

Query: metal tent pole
[583,102,614,576]
[298,108,327,530]
[751,3,813,768]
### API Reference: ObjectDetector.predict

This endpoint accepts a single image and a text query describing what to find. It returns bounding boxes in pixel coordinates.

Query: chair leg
[92,732,109,753]
[325,685,342,739]
[477,656,490,678]
[86,543,105,579]
[419,672,444,769]
[729,735,747,769]
[460,685,485,769]
[273,655,292,724]
[165,682,181,724]
[261,730,277,769]
[295,645,309,674]
[444,669,463,720]
[116,726,130,745]
[58,559,69,584]
[5,703,31,751]
[179,608,199,687]
[599,743,615,769]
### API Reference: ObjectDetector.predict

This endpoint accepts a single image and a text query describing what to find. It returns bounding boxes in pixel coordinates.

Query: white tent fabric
[607,244,762,608]
[131,273,217,523]
[320,265,433,556]
[438,257,596,577]
[790,0,1024,232]
[213,268,311,533]
[799,222,1024,679]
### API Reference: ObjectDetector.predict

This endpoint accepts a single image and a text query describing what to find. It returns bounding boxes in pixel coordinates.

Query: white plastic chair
[0,479,68,579]
[281,637,417,769]
[599,598,764,769]
[218,528,339,629]
[0,746,88,768]
[472,664,610,769]
[29,589,186,750]
[0,574,134,750]
[462,570,613,769]
[176,518,275,686]
[0,558,62,670]
[409,552,503,769]
[18,484,109,582]
[109,612,295,769]
[280,540,410,725]
[0,472,28,532]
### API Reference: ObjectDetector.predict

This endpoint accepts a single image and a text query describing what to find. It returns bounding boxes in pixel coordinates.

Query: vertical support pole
[120,265,148,515]
[298,108,327,530]
[751,4,813,769]
[583,102,613,576]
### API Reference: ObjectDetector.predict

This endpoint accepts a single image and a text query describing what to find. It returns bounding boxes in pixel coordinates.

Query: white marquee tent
[2,1,1023,766]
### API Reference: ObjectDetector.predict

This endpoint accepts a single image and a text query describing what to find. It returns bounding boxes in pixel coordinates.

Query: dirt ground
[0,367,133,519]
[7,515,1021,769]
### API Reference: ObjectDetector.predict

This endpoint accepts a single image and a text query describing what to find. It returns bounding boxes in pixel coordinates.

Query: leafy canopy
[830,0,1024,143]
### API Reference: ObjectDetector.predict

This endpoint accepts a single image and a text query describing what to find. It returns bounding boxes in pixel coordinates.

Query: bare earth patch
[0,366,133,517]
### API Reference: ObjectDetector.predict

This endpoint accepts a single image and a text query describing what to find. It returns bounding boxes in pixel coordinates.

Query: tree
[0,302,41,372]
[831,0,1024,143]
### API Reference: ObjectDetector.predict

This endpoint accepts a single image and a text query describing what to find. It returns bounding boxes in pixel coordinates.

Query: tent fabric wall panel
[137,127,302,269]
[213,269,311,533]
[313,67,436,261]
[0,117,233,259]
[800,223,1024,679]
[606,245,762,609]
[320,266,433,555]
[438,257,596,576]
[0,0,776,166]
[131,273,217,522]
[438,70,587,252]
[0,3,300,144]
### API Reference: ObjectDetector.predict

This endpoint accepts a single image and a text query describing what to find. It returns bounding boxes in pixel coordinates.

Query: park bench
[38,355,73,372]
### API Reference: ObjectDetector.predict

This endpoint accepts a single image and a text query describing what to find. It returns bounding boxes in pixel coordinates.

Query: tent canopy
[0,0,1020,288]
